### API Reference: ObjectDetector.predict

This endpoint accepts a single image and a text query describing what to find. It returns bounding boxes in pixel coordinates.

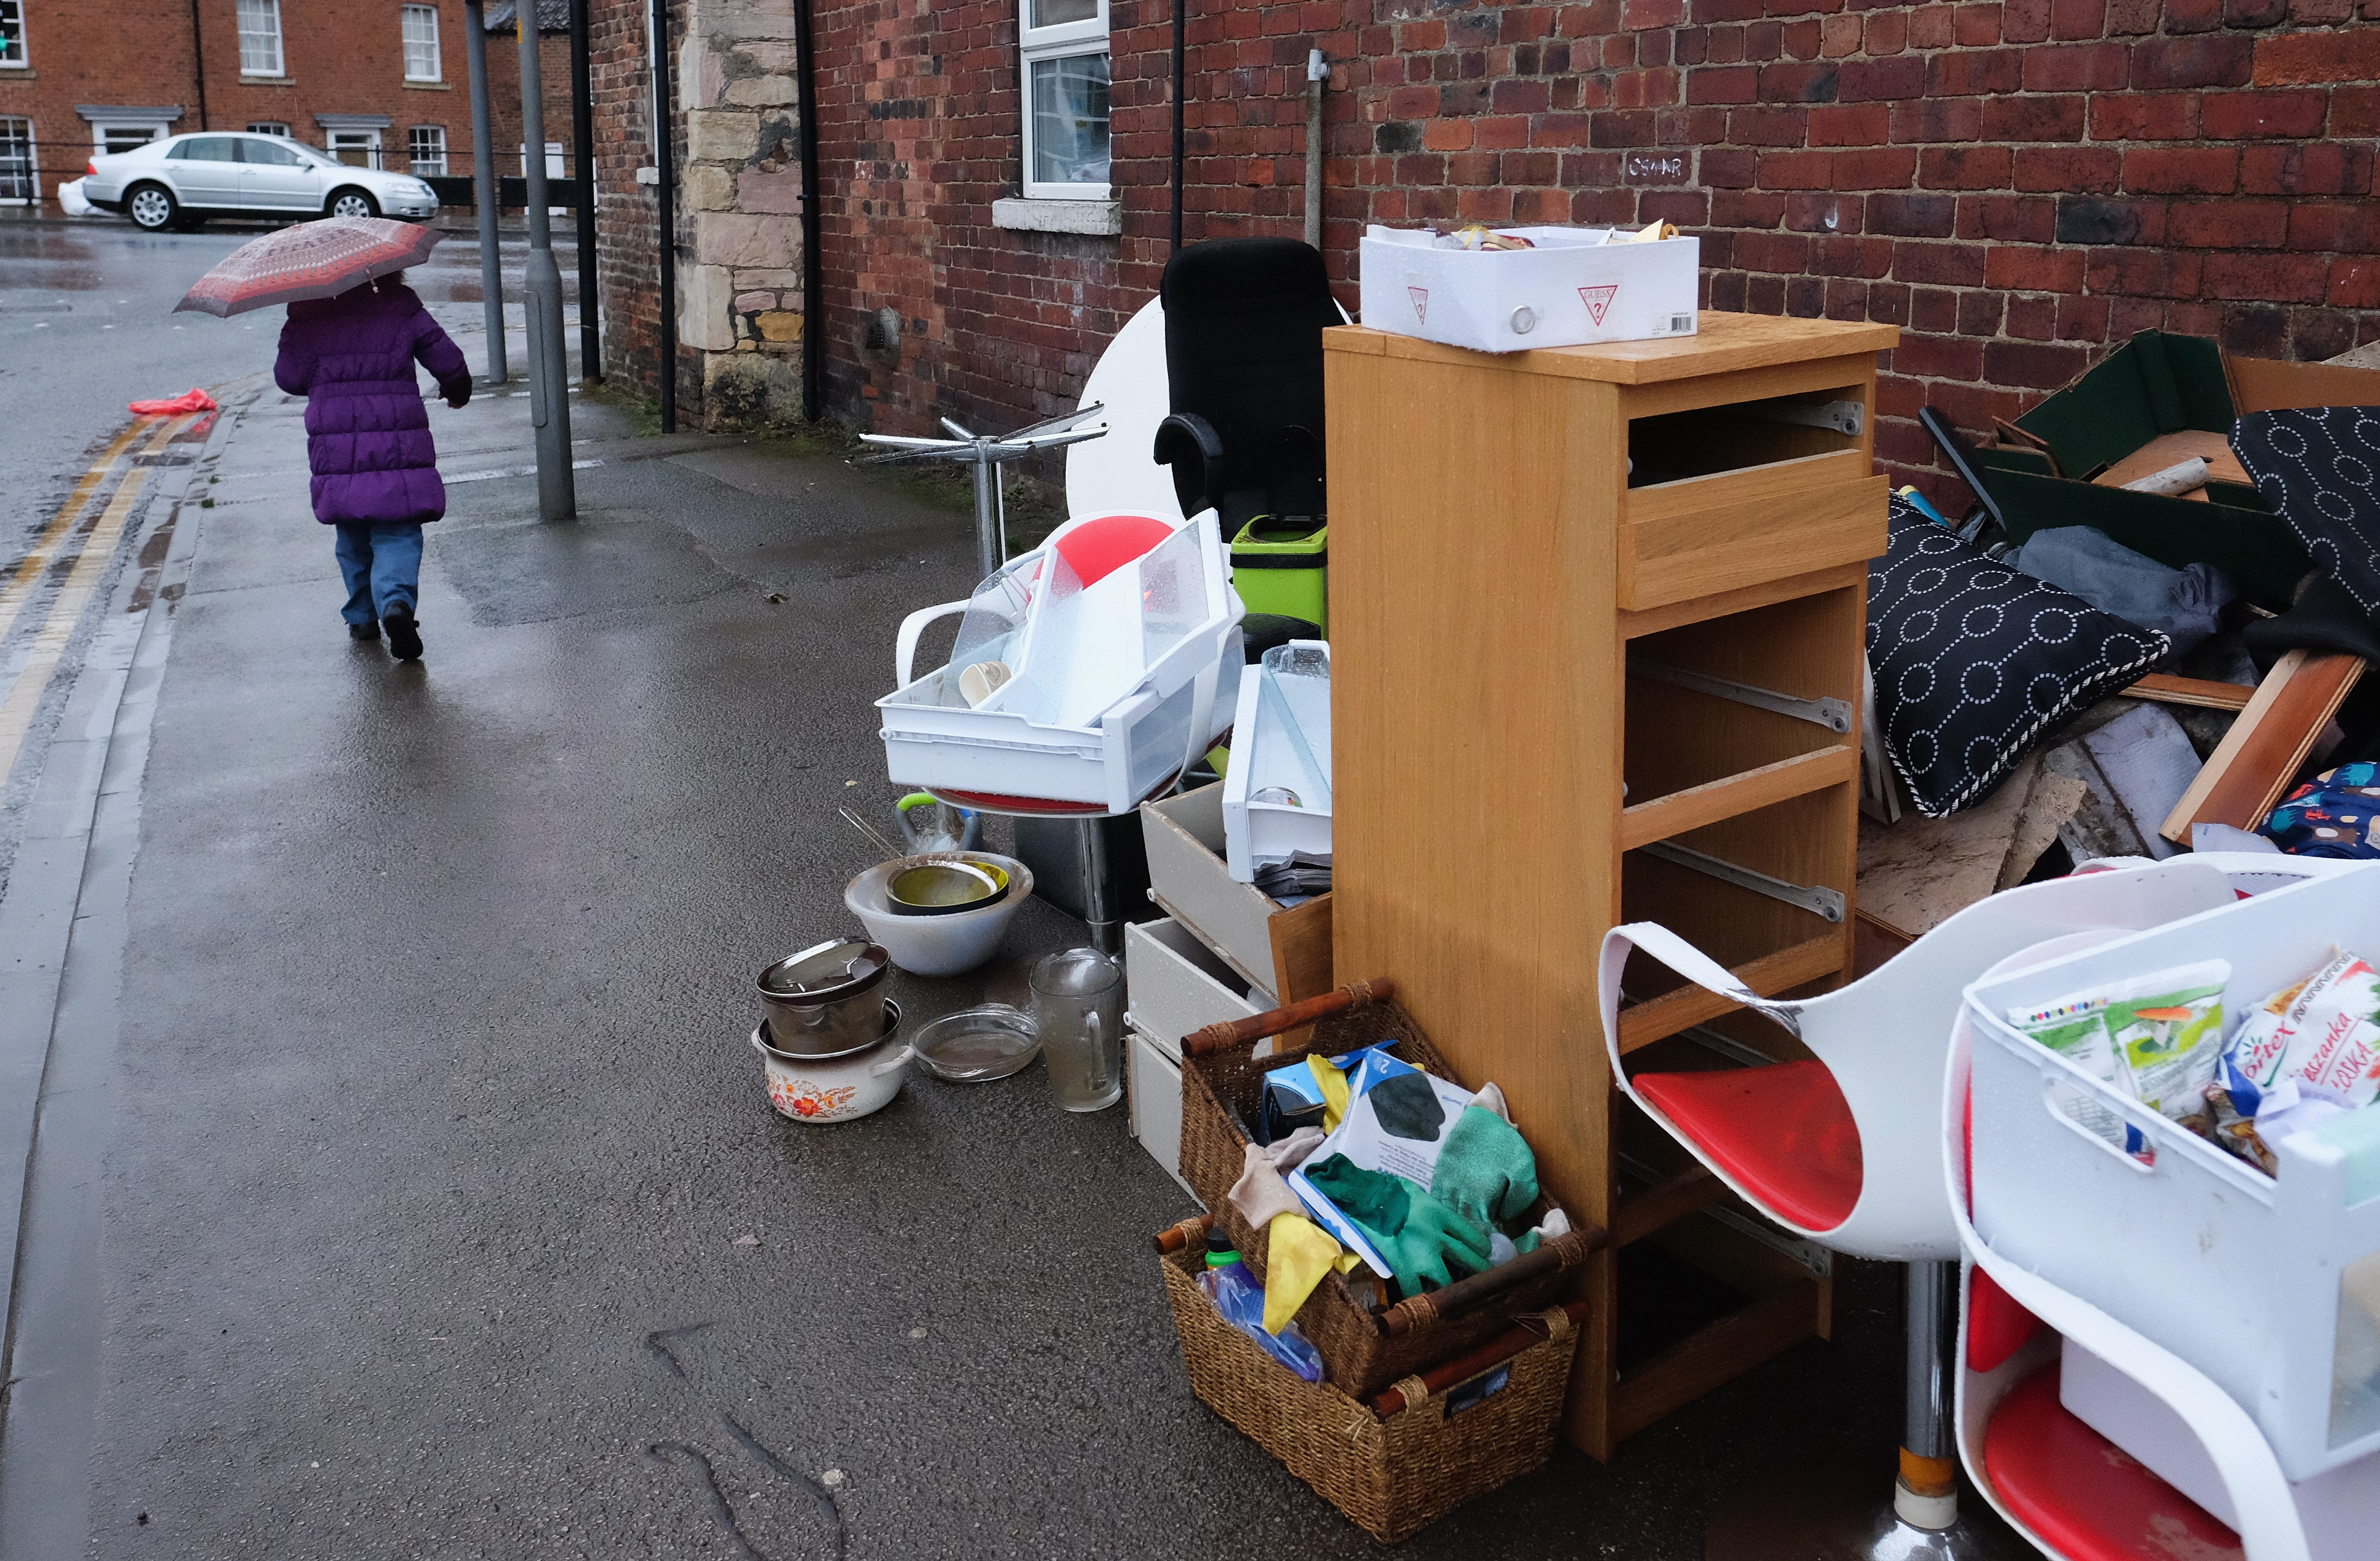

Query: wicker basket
[1176,979,1590,1399]
[1160,1243,1578,1543]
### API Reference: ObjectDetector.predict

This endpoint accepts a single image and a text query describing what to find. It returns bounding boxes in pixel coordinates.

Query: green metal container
[1229,516,1328,636]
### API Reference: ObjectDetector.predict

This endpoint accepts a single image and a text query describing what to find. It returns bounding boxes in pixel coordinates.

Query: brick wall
[585,0,2380,503]
[589,0,670,400]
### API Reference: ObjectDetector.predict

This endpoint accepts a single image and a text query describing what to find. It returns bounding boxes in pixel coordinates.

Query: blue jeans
[332,524,424,626]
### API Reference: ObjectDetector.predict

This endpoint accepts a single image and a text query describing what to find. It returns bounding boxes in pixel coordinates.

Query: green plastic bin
[1229,517,1327,637]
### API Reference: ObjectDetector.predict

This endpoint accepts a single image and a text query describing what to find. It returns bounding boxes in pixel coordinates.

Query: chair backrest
[1159,238,1339,528]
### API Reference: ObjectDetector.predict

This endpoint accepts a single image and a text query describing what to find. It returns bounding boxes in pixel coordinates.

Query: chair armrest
[1152,412,1226,520]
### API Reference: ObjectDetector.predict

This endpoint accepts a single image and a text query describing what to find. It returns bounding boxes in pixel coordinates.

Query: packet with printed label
[2008,961,2230,1151]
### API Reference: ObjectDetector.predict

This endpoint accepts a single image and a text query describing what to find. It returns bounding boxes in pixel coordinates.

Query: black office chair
[1151,238,1340,533]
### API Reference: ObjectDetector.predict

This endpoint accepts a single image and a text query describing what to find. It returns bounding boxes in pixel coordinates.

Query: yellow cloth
[1263,1212,1342,1335]
[1305,1054,1352,1134]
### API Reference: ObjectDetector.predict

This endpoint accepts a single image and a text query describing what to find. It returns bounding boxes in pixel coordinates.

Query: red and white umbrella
[173,217,443,319]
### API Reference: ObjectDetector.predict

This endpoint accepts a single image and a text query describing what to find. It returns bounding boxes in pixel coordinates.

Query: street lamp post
[520,7,576,521]
[463,0,506,385]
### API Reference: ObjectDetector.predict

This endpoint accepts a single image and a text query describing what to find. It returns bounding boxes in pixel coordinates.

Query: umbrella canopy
[174,217,442,319]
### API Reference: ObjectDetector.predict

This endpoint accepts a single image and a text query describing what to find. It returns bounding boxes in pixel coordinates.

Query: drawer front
[1126,917,1271,1053]
[1142,785,1283,991]
[1620,456,1888,611]
[1126,1024,1199,1199]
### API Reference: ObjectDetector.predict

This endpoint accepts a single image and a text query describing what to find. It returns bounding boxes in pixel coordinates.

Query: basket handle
[1180,977,1398,1059]
[1151,1214,1215,1253]
[1378,1226,1602,1338]
[1370,1300,1591,1418]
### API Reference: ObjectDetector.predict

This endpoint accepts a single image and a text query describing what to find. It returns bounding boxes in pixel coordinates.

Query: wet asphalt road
[0,220,1928,1559]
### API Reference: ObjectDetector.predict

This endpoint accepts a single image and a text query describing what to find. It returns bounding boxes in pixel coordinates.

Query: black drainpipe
[1170,0,1185,253]
[188,0,211,129]
[794,0,823,422]
[650,0,677,430]
[570,0,602,383]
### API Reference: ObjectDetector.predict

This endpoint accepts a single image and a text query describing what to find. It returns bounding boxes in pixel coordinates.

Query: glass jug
[1031,947,1123,1111]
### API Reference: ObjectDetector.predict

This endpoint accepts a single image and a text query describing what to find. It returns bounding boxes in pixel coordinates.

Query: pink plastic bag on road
[128,389,219,416]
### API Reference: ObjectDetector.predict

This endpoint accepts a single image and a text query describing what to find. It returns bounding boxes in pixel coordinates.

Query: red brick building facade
[0,0,568,214]
[594,0,2380,501]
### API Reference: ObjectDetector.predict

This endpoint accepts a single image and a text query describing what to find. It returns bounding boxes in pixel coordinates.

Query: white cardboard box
[1358,225,1700,353]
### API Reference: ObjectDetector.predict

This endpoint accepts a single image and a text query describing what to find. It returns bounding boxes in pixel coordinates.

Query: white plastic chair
[1594,853,2337,1551]
[1942,920,2364,1561]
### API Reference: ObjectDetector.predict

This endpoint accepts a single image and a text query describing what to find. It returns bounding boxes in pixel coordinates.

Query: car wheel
[126,183,178,232]
[327,189,380,220]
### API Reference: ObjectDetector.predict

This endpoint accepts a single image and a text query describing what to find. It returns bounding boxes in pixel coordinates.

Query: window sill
[993,196,1120,236]
[239,75,292,86]
[0,66,33,77]
[404,79,448,90]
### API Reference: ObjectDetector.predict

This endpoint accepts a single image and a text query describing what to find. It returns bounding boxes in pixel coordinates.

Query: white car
[81,132,441,231]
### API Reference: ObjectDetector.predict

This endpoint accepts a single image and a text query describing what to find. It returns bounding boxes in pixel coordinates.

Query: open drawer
[1619,380,1888,611]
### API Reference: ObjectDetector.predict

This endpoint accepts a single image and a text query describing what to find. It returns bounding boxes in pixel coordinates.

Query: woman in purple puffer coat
[274,272,472,662]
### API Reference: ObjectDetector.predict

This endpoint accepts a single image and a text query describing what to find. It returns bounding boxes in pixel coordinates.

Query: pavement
[0,224,1935,1560]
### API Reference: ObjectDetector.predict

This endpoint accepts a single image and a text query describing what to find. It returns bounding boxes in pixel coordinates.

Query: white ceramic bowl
[751,1006,912,1124]
[845,852,1034,978]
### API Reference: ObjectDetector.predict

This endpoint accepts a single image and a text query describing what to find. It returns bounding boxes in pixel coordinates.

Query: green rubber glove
[1303,1154,1492,1293]
[1431,1103,1541,1236]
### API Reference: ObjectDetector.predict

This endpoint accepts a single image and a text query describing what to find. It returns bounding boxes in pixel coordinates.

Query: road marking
[0,469,150,785]
[445,458,605,484]
[0,422,149,652]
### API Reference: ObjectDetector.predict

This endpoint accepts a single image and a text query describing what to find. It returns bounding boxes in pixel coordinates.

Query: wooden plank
[1621,746,1859,850]
[2092,428,2247,498]
[1612,1164,1728,1248]
[1618,562,1868,639]
[1616,933,1849,1054]
[2126,673,2255,712]
[1620,356,1877,422]
[1622,472,1889,610]
[1609,1279,1828,1442]
[2160,649,2364,842]
[1331,312,1899,385]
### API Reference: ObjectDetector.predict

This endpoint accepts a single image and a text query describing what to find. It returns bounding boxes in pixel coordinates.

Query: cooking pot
[756,938,890,1056]
[750,1003,911,1124]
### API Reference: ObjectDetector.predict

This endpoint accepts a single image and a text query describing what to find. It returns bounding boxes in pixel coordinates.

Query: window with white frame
[0,1,26,68]
[1019,0,1109,199]
[0,117,32,202]
[248,120,291,137]
[238,0,284,76]
[401,5,441,82]
[97,123,165,156]
[407,125,446,176]
[328,128,382,168]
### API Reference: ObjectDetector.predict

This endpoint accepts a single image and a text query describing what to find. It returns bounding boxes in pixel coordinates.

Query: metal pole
[521,8,577,520]
[650,0,677,431]
[188,0,210,131]
[1076,818,1118,956]
[1303,49,1325,251]
[569,0,600,383]
[969,453,999,581]
[464,0,507,385]
[1897,1260,1961,1530]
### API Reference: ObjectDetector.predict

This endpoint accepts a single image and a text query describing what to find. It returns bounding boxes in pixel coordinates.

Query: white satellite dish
[1065,296,1183,522]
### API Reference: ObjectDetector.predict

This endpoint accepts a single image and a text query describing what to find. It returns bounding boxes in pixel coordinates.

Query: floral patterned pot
[750,1003,912,1124]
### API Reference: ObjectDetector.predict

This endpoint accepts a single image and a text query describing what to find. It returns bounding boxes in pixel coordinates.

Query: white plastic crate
[1963,864,2380,1480]
[1221,641,1331,882]
[877,512,1245,814]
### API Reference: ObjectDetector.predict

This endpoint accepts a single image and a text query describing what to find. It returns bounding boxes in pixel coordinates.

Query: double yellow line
[0,415,194,785]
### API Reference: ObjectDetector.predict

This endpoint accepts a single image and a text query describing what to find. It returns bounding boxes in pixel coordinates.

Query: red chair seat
[1984,1365,2242,1561]
[1633,1060,1862,1232]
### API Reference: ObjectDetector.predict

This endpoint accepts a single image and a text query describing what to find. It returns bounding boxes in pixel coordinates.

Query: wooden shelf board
[1616,933,1849,1054]
[1612,1164,1729,1248]
[1620,745,1860,852]
[1609,1279,1830,1443]
[1324,313,1900,386]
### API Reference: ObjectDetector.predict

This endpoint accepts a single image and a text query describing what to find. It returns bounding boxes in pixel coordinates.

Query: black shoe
[384,604,423,662]
[348,619,380,642]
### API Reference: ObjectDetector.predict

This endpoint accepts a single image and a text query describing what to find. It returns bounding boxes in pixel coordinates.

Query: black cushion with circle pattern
[1868,495,2169,817]
[2233,407,2380,617]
